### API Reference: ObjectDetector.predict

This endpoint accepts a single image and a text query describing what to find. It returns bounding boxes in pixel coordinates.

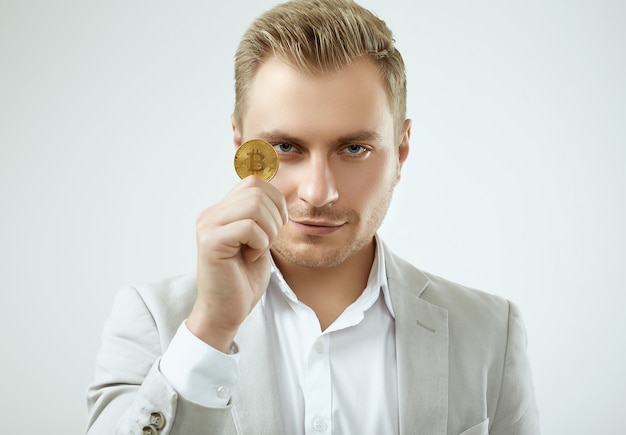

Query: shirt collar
[264,234,395,318]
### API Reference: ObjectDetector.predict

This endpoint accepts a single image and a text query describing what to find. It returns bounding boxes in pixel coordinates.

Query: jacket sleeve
[85,286,233,435]
[489,302,541,434]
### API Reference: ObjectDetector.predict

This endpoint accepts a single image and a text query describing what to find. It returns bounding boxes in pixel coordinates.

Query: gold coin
[234,139,279,182]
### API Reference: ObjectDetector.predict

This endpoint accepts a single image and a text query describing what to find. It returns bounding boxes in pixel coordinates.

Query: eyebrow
[256,130,385,145]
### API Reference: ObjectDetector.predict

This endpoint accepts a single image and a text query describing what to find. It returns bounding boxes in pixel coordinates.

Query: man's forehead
[247,57,390,110]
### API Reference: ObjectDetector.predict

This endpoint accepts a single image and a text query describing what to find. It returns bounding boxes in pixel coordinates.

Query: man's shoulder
[419,270,510,323]
[129,273,197,315]
[110,273,197,334]
[129,273,197,300]
[384,246,510,323]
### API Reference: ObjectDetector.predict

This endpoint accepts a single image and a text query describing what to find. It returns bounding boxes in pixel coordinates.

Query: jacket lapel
[385,247,449,435]
[232,304,284,435]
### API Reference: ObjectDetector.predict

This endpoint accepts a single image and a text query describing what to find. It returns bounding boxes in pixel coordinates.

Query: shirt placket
[304,333,332,434]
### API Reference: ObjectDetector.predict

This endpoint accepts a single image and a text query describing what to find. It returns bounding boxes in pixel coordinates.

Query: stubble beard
[271,185,395,269]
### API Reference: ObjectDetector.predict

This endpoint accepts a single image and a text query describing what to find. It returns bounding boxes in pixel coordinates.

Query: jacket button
[142,425,158,435]
[149,412,166,429]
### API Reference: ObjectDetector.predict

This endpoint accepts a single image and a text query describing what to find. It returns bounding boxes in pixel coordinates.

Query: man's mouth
[290,218,346,235]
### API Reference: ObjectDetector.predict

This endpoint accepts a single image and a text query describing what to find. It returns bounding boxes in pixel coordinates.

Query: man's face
[235,56,409,269]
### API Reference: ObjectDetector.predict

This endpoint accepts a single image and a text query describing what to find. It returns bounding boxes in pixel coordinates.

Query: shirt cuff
[159,321,240,407]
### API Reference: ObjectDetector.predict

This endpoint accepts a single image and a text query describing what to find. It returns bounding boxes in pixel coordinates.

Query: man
[86,0,539,434]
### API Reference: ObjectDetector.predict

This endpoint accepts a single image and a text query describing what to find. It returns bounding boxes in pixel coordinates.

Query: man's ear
[396,118,411,183]
[231,114,242,148]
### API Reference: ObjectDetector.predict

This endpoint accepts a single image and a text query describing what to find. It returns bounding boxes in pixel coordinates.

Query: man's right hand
[186,176,288,353]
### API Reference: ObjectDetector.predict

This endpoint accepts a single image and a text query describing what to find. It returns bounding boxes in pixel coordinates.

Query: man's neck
[272,241,376,331]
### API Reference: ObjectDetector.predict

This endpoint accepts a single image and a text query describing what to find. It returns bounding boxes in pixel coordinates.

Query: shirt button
[142,425,158,435]
[313,417,328,431]
[315,341,325,353]
[216,385,230,399]
[149,412,166,429]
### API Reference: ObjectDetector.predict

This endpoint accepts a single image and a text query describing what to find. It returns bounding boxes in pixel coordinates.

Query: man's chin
[271,243,348,269]
[270,235,371,270]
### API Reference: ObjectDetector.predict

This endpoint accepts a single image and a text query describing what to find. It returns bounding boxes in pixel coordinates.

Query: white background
[1,0,624,433]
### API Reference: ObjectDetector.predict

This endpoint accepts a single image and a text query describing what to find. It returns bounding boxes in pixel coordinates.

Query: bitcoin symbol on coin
[234,139,279,182]
[247,150,266,173]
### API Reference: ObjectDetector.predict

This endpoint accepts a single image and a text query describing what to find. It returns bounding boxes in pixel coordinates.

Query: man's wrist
[160,321,240,407]
[186,306,239,353]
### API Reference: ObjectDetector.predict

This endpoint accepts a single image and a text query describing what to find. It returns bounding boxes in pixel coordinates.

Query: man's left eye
[342,145,367,154]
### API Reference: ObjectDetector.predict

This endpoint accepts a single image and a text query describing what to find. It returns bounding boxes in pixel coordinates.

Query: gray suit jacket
[86,244,539,434]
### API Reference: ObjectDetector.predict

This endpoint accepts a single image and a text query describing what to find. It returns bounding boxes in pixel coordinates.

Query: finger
[212,186,284,240]
[261,180,289,225]
[236,176,288,225]
[204,218,270,261]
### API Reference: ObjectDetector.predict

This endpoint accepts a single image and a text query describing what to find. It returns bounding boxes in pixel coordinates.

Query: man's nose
[297,155,339,208]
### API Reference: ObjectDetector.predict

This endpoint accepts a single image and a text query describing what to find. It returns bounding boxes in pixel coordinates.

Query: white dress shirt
[160,236,399,434]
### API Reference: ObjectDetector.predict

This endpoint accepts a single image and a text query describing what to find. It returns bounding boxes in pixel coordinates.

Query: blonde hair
[233,0,407,139]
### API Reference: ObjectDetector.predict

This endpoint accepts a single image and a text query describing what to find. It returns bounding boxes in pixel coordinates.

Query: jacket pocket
[458,418,489,435]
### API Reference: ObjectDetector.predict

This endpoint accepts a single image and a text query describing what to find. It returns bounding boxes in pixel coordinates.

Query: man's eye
[274,143,295,153]
[342,144,367,155]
